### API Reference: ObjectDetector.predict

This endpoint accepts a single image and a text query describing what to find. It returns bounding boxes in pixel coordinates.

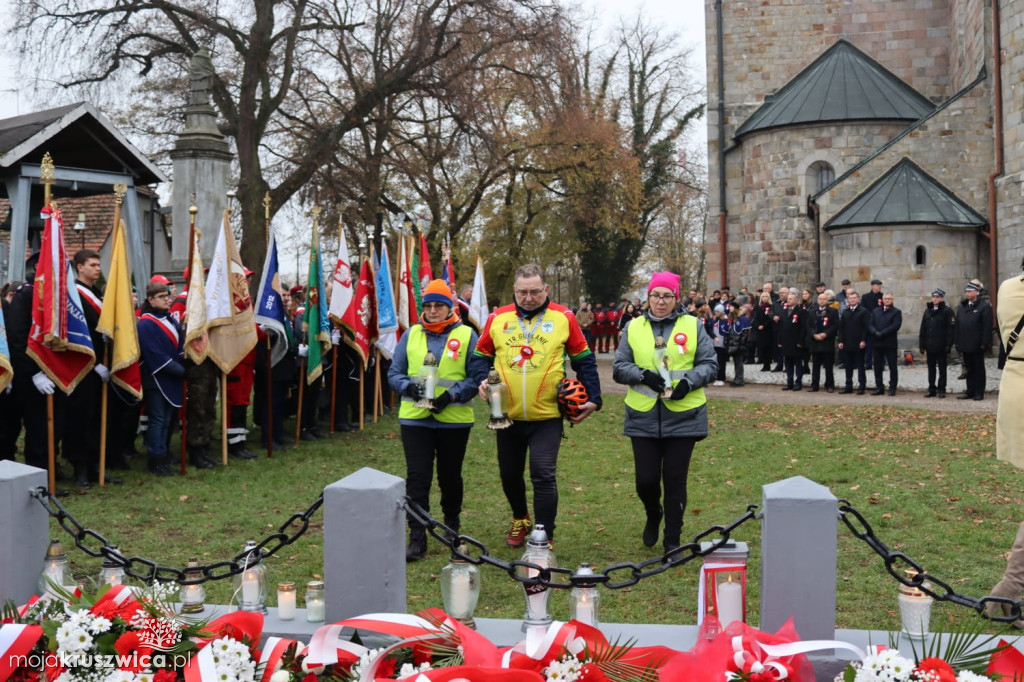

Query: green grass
[40,395,1019,633]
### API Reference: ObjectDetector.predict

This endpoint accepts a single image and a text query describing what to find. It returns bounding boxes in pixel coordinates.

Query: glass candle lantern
[415,352,439,409]
[486,370,511,430]
[654,336,674,398]
[277,581,296,621]
[179,557,206,615]
[698,541,749,631]
[569,563,600,627]
[441,545,481,629]
[305,580,325,622]
[233,540,268,613]
[38,539,68,598]
[98,546,125,586]
[517,526,555,631]
[898,568,933,640]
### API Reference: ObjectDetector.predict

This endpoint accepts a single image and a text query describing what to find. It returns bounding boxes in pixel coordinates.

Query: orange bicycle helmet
[557,378,589,419]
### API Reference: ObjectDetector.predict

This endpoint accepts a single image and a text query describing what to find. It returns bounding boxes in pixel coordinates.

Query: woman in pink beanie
[611,271,717,555]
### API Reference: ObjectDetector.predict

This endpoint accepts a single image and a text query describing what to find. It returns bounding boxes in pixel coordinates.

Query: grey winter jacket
[612,310,718,440]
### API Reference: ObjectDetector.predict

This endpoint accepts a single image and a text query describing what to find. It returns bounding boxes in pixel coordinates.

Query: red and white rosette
[674,332,689,354]
[513,345,534,367]
[725,634,793,680]
[447,338,461,361]
[0,623,44,680]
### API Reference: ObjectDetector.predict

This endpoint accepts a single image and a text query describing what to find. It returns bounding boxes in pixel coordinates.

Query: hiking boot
[147,458,174,477]
[506,515,532,548]
[228,445,258,460]
[406,527,427,562]
[73,464,91,490]
[642,507,663,548]
[664,533,682,564]
[443,516,461,545]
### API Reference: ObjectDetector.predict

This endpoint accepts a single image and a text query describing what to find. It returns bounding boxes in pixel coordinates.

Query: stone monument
[170,48,233,269]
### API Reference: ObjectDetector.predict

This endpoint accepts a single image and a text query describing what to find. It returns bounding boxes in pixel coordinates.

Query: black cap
[931,288,945,297]
[870,279,883,285]
[965,282,981,292]
[816,281,826,287]
[841,279,851,285]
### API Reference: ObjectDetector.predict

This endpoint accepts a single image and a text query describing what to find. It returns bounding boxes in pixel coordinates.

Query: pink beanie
[648,272,681,297]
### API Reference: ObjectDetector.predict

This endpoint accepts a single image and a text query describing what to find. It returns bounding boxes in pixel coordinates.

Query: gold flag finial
[114,183,127,206]
[40,152,54,186]
[310,205,322,227]
[263,191,271,218]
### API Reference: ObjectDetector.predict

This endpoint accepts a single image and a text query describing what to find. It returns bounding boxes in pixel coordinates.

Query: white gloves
[3,384,12,394]
[331,329,341,345]
[298,343,308,357]
[94,363,110,382]
[32,372,55,395]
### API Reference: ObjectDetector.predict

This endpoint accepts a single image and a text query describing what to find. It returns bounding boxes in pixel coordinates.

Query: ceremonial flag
[184,229,209,363]
[468,255,490,330]
[205,210,257,373]
[253,223,291,367]
[27,206,95,392]
[328,225,354,327]
[374,242,399,359]
[304,224,331,383]
[417,232,432,307]
[442,237,456,294]
[95,219,142,399]
[343,257,377,369]
[397,235,417,329]
[0,303,11,393]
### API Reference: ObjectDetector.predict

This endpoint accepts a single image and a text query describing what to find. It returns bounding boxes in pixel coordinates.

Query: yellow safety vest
[399,324,475,424]
[624,315,707,413]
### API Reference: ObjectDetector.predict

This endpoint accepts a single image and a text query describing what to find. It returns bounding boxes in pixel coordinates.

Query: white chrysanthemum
[88,615,113,634]
[955,673,994,681]
[64,604,91,625]
[136,672,157,682]
[103,670,139,682]
[56,621,94,653]
[543,654,583,681]
[269,671,291,682]
[398,661,434,678]
[349,647,387,680]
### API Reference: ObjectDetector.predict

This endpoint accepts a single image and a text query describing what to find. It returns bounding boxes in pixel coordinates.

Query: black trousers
[402,424,471,530]
[872,347,898,389]
[12,372,66,470]
[496,418,563,537]
[0,386,22,460]
[843,347,867,389]
[811,350,835,389]
[631,436,696,543]
[715,348,728,381]
[783,355,803,387]
[926,350,948,391]
[963,351,986,397]
[64,371,102,468]
[260,381,289,445]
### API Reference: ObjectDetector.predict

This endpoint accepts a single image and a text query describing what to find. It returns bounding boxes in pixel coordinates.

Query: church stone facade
[704,0,1024,339]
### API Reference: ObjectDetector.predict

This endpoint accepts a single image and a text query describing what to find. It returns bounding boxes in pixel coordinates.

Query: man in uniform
[955,281,992,400]
[174,268,220,469]
[138,282,186,476]
[591,302,606,353]
[868,292,902,396]
[606,301,622,352]
[473,263,601,546]
[919,288,955,398]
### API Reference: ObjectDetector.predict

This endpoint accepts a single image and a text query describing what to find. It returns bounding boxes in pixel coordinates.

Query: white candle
[575,595,595,625]
[490,387,504,418]
[526,562,549,619]
[306,598,325,622]
[425,373,438,399]
[242,570,259,605]
[278,590,296,620]
[716,579,743,628]
[448,572,472,616]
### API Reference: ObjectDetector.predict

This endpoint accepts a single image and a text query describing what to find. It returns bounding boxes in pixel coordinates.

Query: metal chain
[31,486,323,584]
[838,501,1024,623]
[403,498,759,589]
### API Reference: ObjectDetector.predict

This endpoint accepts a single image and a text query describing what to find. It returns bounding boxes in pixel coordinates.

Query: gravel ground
[590,353,1001,415]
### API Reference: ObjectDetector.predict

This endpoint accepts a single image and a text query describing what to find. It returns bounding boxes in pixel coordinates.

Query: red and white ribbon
[183,642,217,682]
[674,333,689,354]
[726,635,791,680]
[447,338,461,361]
[259,636,302,682]
[0,624,45,680]
[513,345,534,367]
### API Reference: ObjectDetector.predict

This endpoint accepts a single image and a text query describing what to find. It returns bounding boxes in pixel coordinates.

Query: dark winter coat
[919,302,955,353]
[868,305,902,349]
[777,305,808,357]
[955,299,993,354]
[837,305,870,348]
[806,305,838,353]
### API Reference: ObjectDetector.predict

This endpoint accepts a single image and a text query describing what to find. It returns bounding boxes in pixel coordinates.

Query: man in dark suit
[868,292,902,395]
[837,290,870,394]
[955,281,993,400]
[807,292,838,392]
[861,279,884,369]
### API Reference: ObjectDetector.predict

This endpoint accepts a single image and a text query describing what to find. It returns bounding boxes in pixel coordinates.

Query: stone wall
[996,0,1024,282]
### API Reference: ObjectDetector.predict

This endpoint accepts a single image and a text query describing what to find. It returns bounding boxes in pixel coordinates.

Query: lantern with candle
[441,545,481,629]
[98,546,126,586]
[485,370,511,430]
[38,539,68,598]
[569,563,600,627]
[305,580,326,622]
[179,557,206,614]
[415,352,439,409]
[698,540,748,632]
[654,336,674,398]
[517,526,555,631]
[897,567,933,640]
[233,540,268,613]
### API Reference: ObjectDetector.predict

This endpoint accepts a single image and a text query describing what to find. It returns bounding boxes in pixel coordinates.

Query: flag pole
[40,153,57,495]
[373,348,382,422]
[263,192,274,458]
[220,198,233,466]
[329,205,342,435]
[358,361,365,430]
[98,184,128,487]
[182,197,198,476]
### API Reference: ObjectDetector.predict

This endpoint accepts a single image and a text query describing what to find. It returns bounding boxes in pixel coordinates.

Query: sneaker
[506,515,532,548]
[713,381,725,387]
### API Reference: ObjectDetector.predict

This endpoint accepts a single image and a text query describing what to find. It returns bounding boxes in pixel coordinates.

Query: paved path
[590,353,1001,414]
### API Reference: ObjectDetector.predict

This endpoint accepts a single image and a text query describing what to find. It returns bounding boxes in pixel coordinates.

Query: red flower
[413,642,433,666]
[302,674,318,682]
[153,670,178,682]
[113,631,155,673]
[377,657,397,678]
[916,658,957,682]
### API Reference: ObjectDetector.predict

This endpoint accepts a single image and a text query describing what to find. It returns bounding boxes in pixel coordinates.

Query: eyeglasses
[649,293,676,302]
[514,288,545,298]
[152,293,171,300]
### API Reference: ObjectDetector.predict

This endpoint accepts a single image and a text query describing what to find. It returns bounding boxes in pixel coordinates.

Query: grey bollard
[760,475,837,640]
[0,461,49,604]
[323,467,406,621]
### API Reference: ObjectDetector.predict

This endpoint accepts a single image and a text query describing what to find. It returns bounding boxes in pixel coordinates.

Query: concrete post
[760,475,837,639]
[323,467,406,621]
[0,462,49,604]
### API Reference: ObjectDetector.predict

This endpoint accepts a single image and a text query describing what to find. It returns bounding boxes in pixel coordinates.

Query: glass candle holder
[306,580,325,622]
[277,581,296,621]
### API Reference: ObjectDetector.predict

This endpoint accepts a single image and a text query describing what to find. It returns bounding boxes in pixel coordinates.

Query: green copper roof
[824,157,987,230]
[735,39,935,138]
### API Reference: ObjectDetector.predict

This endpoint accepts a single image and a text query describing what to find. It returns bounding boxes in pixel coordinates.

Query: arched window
[915,245,926,266]
[813,162,835,193]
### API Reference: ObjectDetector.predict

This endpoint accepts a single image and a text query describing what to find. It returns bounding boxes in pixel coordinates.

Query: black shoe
[826,387,834,393]
[730,381,745,387]
[924,390,937,398]
[888,388,896,396]
[771,366,783,372]
[335,421,356,433]
[190,454,217,469]
[228,447,258,460]
[642,507,662,548]
[442,516,461,545]
[782,385,792,391]
[406,528,428,562]
[871,388,885,396]
[300,430,318,441]
[793,384,802,391]
[147,459,174,477]
[663,536,682,563]
[108,455,131,471]
[73,464,91,490]
[957,393,974,400]
[760,365,771,371]
[265,440,289,451]
[92,470,124,484]
[307,426,329,439]
[839,387,853,394]
[273,435,293,446]
[973,394,984,401]
[938,390,946,398]
[808,387,819,392]
[856,388,865,395]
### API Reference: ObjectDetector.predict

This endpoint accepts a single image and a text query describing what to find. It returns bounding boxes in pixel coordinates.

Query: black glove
[405,383,423,401]
[670,379,691,401]
[640,370,666,393]
[429,391,453,414]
